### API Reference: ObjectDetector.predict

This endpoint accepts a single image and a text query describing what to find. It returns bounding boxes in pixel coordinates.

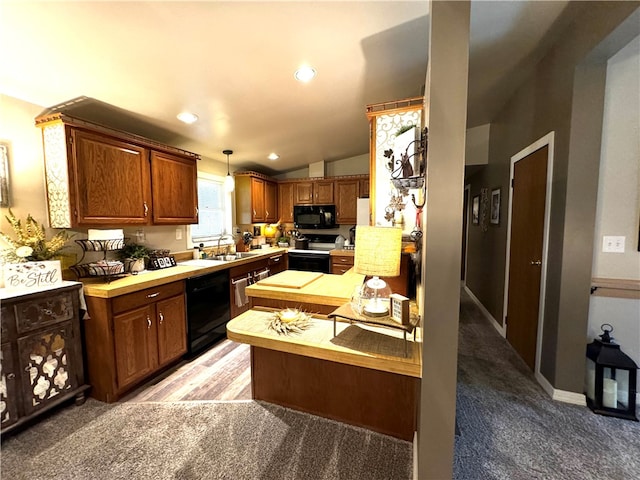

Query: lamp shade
[354,226,402,277]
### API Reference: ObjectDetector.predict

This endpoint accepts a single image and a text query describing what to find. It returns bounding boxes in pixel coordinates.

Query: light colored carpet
[454,288,640,480]
[0,400,412,480]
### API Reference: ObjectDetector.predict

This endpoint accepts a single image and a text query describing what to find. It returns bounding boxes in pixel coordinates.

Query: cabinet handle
[253,209,256,216]
[147,292,160,298]
[7,373,15,380]
[147,315,152,329]
[195,206,199,216]
[271,256,281,262]
[143,202,149,217]
[159,312,164,324]
[266,210,269,217]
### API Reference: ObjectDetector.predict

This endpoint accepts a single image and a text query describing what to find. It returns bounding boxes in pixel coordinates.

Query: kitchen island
[229,272,421,440]
[245,269,365,314]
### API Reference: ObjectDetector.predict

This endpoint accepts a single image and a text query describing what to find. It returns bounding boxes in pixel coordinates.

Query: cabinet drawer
[331,266,353,275]
[14,291,75,335]
[112,281,184,315]
[331,256,354,266]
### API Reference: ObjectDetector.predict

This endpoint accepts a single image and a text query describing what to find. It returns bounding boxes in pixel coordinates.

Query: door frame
[502,131,555,378]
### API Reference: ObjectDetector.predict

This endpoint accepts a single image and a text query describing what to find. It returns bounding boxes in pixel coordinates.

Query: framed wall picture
[472,195,480,225]
[490,188,501,225]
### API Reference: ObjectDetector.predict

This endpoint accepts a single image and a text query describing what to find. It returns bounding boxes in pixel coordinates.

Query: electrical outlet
[602,235,625,253]
[175,228,183,240]
[135,229,146,243]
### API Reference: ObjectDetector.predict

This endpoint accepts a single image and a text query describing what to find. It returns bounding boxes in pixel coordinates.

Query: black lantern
[585,324,638,421]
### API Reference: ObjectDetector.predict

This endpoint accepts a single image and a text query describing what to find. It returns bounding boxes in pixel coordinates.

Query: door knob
[530,260,542,266]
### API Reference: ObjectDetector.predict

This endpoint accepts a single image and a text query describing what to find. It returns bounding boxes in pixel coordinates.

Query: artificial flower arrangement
[0,209,72,263]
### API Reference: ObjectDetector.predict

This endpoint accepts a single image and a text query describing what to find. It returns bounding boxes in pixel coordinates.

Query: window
[187,173,232,248]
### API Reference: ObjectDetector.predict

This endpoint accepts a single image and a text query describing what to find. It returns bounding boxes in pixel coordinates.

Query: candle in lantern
[603,378,618,408]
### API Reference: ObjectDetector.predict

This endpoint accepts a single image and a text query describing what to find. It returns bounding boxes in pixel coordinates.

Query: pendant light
[223,149,235,192]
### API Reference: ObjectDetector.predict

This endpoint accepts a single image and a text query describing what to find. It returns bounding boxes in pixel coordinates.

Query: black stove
[288,233,337,272]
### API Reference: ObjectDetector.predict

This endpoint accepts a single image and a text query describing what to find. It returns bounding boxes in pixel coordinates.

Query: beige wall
[463,3,640,393]
[273,153,370,180]
[0,94,49,230]
[588,34,640,393]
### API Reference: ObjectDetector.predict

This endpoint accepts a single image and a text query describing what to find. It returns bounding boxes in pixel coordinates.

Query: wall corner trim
[536,371,587,406]
[463,285,506,337]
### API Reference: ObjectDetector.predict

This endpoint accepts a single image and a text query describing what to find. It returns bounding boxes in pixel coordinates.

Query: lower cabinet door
[156,295,187,366]
[1,342,19,428]
[16,322,79,415]
[114,305,158,390]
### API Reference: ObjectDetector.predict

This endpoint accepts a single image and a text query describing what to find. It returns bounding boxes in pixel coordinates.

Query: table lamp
[353,226,402,317]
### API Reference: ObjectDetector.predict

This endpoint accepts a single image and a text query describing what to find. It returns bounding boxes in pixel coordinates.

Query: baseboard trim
[463,285,506,337]
[535,371,587,406]
[412,431,418,480]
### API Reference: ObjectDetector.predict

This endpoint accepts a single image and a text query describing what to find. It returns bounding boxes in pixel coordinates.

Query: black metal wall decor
[585,324,638,421]
[384,127,428,205]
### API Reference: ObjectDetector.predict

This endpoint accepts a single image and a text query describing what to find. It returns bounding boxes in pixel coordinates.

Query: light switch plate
[602,235,625,253]
[175,228,183,240]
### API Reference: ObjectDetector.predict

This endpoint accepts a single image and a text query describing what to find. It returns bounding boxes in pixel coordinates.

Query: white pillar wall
[418,1,470,478]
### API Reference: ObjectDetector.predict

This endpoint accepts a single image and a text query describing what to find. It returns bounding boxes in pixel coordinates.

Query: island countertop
[227,308,422,378]
[245,270,365,307]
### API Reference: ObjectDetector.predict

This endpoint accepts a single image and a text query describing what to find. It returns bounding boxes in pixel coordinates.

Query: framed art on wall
[472,195,480,225]
[490,188,501,225]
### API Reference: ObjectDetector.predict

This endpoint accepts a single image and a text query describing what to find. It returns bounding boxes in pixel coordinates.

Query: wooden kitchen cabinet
[72,129,151,225]
[235,172,278,224]
[150,151,198,224]
[359,177,370,198]
[84,280,187,402]
[335,179,359,224]
[278,183,295,223]
[36,113,200,228]
[264,181,278,223]
[229,258,269,319]
[331,252,355,275]
[1,284,89,435]
[295,180,334,205]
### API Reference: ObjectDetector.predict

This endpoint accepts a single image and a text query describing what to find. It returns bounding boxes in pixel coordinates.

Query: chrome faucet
[217,232,235,256]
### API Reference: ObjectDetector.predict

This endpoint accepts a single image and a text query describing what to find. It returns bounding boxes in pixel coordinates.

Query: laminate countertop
[81,248,287,298]
[227,308,422,377]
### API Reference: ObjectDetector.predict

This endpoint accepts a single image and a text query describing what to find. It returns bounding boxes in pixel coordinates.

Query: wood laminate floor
[122,339,252,403]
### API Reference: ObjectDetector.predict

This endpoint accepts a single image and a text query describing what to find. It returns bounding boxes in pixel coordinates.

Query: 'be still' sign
[3,261,63,290]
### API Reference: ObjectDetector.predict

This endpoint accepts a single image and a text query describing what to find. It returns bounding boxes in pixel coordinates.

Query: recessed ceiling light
[294,65,317,83]
[268,153,280,161]
[177,112,198,124]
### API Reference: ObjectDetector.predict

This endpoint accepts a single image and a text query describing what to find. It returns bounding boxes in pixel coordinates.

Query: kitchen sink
[234,252,261,258]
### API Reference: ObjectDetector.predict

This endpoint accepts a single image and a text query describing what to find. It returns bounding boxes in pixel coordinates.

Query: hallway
[454,288,640,479]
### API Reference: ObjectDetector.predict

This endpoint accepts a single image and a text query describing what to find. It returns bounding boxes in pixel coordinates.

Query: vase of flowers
[0,209,72,289]
[0,209,72,262]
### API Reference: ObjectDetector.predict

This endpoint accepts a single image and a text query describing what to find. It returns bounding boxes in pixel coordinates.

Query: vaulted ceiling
[1,1,573,174]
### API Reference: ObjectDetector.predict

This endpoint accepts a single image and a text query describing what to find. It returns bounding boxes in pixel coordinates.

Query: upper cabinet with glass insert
[35,113,199,228]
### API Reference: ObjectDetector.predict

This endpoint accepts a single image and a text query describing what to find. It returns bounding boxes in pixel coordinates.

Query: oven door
[288,251,330,273]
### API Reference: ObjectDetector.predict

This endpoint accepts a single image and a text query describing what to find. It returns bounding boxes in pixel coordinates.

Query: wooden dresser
[1,282,89,435]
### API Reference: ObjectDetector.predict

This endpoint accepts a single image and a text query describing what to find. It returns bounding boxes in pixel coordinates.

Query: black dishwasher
[185,270,230,356]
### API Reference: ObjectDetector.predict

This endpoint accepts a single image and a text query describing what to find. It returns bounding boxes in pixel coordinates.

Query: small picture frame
[390,293,410,325]
[490,188,501,225]
[472,195,480,225]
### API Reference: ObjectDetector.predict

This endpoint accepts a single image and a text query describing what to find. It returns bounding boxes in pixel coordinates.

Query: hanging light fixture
[223,149,235,192]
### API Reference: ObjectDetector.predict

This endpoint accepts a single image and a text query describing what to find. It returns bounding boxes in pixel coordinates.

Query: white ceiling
[0,1,572,175]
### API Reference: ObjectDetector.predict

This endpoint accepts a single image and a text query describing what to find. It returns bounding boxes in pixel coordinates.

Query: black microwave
[294,205,337,229]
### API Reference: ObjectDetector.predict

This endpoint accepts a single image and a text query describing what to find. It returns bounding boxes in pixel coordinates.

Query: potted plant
[117,242,151,273]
